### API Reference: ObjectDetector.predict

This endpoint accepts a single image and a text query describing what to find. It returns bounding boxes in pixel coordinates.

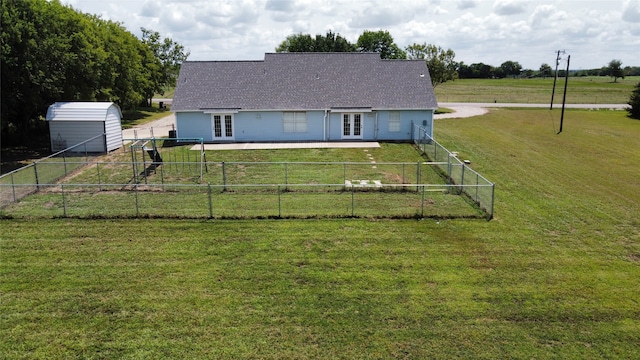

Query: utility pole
[558,54,570,134]
[550,50,564,110]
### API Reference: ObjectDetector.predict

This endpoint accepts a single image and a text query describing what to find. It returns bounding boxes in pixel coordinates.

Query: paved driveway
[122,113,175,139]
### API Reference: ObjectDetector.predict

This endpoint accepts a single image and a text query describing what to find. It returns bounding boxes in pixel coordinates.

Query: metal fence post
[11,173,16,202]
[421,184,425,218]
[61,184,67,217]
[351,184,355,217]
[490,184,495,220]
[343,163,347,189]
[285,163,288,191]
[436,140,441,162]
[135,184,139,217]
[447,154,452,184]
[97,162,102,191]
[63,152,68,176]
[160,163,165,190]
[475,173,479,202]
[416,162,421,191]
[131,147,137,184]
[33,162,40,190]
[461,163,466,194]
[208,183,213,218]
[222,162,227,191]
[278,185,281,218]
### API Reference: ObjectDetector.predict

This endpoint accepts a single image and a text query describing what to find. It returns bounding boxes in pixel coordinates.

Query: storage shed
[46,102,123,153]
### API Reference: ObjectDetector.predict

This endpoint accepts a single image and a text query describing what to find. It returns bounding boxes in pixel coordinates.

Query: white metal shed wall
[49,121,106,152]
[46,102,123,153]
[104,106,123,152]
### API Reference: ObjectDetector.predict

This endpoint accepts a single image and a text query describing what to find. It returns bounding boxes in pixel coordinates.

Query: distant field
[435,76,638,104]
[1,109,639,358]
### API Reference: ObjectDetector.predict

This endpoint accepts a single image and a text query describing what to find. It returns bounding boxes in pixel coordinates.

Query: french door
[342,113,363,139]
[212,114,234,140]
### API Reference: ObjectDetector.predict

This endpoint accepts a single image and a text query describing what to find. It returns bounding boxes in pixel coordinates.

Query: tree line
[1,0,188,145]
[277,30,638,83]
[276,30,457,88]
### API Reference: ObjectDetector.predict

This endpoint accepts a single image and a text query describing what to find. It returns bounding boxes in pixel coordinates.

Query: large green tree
[276,31,355,53]
[500,60,523,78]
[1,0,187,145]
[539,63,553,79]
[141,27,190,106]
[356,30,406,59]
[1,0,100,143]
[607,59,625,83]
[406,43,457,87]
[628,81,640,119]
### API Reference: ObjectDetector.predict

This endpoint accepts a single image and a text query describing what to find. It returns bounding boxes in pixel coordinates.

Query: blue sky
[66,0,640,70]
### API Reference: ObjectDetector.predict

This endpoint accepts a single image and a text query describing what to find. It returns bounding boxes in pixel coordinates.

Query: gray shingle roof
[172,52,438,112]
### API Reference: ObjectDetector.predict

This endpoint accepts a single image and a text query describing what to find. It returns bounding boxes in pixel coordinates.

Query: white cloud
[265,0,294,12]
[493,0,527,16]
[529,5,556,28]
[457,0,479,10]
[348,4,417,28]
[623,0,640,22]
[63,0,639,69]
[140,1,159,17]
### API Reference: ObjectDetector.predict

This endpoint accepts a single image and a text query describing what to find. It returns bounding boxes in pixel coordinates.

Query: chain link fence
[1,130,494,219]
[0,134,105,207]
[413,124,495,218]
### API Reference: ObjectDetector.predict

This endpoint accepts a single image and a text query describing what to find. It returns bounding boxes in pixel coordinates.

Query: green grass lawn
[121,103,172,129]
[435,76,638,104]
[1,109,639,358]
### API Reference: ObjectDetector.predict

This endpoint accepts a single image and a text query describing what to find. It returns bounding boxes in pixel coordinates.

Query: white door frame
[341,113,363,140]
[211,114,234,140]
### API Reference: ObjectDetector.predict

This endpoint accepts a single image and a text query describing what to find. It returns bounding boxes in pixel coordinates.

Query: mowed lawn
[1,109,640,358]
[435,76,638,104]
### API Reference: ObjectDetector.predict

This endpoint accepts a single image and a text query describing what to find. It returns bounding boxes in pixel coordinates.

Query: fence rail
[1,183,489,219]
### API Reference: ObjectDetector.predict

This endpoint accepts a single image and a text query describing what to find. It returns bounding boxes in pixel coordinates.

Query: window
[389,111,401,132]
[283,112,307,133]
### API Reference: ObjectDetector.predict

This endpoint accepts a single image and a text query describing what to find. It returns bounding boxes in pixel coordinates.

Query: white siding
[104,106,123,152]
[46,102,123,153]
[49,121,106,152]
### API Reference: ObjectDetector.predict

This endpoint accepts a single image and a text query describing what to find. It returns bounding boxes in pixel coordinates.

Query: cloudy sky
[65,0,640,70]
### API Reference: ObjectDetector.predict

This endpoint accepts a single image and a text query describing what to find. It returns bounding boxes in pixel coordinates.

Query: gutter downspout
[374,111,378,140]
[324,109,330,141]
[323,109,328,141]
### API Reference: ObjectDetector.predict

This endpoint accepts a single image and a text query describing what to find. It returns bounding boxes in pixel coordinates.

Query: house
[171,52,437,143]
[46,102,123,153]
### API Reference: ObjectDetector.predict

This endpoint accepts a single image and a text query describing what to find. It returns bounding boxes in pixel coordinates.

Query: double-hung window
[389,111,401,132]
[283,112,307,133]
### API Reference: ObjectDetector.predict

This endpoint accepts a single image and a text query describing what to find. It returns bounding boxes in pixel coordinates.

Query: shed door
[342,113,363,140]
[212,114,234,140]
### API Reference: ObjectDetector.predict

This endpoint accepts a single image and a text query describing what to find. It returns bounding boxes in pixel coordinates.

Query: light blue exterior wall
[175,112,211,140]
[375,110,433,141]
[176,109,433,142]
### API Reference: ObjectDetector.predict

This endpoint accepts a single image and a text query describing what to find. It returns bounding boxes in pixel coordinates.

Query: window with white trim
[389,111,401,132]
[283,112,307,133]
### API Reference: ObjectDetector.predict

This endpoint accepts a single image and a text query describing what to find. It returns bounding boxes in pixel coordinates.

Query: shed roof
[172,53,438,112]
[46,102,122,122]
